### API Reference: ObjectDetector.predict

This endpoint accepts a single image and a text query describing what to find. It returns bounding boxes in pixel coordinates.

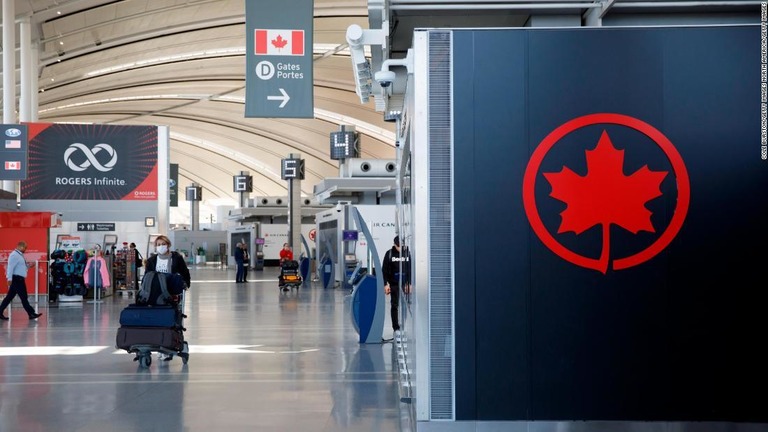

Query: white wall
[350,204,397,269]
[261,224,315,260]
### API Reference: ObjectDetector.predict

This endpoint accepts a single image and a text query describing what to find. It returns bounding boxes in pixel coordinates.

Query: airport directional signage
[244,0,314,118]
[77,222,115,232]
[0,124,28,181]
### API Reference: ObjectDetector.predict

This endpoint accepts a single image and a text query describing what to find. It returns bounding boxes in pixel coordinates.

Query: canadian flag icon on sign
[255,29,304,56]
[5,161,21,170]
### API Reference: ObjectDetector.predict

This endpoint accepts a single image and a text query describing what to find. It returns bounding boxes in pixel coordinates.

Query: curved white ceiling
[10,0,393,207]
[4,0,758,215]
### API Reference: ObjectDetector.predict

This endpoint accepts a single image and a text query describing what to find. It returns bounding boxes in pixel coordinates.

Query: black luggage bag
[116,271,190,368]
[115,327,184,351]
[119,304,181,328]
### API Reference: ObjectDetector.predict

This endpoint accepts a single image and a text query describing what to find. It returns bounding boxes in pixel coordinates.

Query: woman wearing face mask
[140,235,191,362]
[144,235,191,289]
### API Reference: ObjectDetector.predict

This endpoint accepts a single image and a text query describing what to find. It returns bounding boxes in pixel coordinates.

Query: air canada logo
[522,113,690,273]
[64,143,118,172]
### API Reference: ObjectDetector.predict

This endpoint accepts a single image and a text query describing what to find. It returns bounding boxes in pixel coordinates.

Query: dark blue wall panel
[451,25,767,422]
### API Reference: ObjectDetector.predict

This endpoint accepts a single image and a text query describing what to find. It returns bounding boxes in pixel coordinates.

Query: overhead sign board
[169,163,179,207]
[233,174,253,192]
[244,0,314,118]
[186,185,202,201]
[76,222,116,232]
[0,124,29,181]
[20,123,158,200]
[281,157,305,180]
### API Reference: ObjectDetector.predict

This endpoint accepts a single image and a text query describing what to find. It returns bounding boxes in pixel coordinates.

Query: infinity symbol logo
[63,143,118,172]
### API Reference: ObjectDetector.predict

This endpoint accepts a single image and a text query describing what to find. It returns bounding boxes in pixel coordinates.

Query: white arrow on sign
[267,88,290,108]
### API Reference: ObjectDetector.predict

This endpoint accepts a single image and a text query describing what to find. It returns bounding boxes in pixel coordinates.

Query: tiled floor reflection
[0,266,412,432]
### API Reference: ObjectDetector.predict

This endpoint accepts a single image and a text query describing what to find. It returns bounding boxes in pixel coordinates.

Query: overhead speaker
[349,159,397,177]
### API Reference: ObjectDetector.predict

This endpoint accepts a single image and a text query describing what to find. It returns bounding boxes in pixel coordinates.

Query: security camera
[335,203,343,213]
[375,70,396,88]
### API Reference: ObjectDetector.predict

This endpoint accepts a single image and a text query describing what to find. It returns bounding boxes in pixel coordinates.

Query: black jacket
[145,251,191,288]
[382,246,410,286]
[234,247,245,264]
[133,248,143,268]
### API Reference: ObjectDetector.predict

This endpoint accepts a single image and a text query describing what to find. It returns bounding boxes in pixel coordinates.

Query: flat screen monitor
[255,238,265,245]
[345,254,357,262]
[342,230,358,241]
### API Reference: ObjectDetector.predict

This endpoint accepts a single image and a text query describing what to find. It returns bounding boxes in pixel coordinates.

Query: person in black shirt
[381,236,410,338]
[129,242,143,289]
[234,242,245,283]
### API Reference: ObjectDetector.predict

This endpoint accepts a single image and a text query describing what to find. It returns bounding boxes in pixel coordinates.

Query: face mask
[156,245,169,254]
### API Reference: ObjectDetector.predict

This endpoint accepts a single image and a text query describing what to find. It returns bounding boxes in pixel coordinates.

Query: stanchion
[34,260,40,303]
[87,282,103,304]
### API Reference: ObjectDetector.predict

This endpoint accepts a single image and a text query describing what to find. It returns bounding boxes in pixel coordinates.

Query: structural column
[186,183,202,231]
[2,0,16,194]
[281,153,305,252]
[234,170,253,208]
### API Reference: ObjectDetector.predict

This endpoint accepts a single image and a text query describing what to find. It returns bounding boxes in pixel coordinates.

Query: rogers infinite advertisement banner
[21,123,158,200]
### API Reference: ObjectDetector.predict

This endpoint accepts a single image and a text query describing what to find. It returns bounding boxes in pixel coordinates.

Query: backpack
[137,271,173,305]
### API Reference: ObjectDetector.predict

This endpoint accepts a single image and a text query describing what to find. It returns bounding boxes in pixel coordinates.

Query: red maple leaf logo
[271,35,288,50]
[543,130,668,274]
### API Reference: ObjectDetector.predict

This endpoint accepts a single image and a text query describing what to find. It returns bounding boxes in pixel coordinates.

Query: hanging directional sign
[233,174,253,192]
[76,222,115,232]
[281,157,305,180]
[245,0,314,118]
[0,124,28,181]
[186,185,202,201]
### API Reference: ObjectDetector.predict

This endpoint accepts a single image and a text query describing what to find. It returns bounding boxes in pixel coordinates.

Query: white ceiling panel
[7,0,755,215]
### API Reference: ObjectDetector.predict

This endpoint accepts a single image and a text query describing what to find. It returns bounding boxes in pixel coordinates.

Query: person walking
[381,236,410,340]
[234,242,245,283]
[1,241,43,321]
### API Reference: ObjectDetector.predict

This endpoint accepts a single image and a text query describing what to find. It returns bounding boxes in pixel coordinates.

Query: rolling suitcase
[116,326,184,351]
[119,304,180,328]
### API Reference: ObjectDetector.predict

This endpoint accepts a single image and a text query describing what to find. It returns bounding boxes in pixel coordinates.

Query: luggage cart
[116,277,190,368]
[278,260,302,292]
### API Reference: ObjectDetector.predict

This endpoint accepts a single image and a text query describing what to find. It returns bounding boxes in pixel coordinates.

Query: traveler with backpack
[144,235,191,290]
[141,235,190,361]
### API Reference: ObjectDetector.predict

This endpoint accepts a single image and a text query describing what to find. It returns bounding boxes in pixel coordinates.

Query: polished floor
[0,265,413,432]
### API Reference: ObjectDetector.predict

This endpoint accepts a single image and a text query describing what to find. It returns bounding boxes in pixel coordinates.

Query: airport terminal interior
[1,1,765,431]
[2,266,410,432]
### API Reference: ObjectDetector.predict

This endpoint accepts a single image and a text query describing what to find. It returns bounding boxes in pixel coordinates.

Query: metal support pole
[2,0,17,194]
[287,153,302,252]
[34,260,39,303]
[189,182,200,231]
[239,170,250,208]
